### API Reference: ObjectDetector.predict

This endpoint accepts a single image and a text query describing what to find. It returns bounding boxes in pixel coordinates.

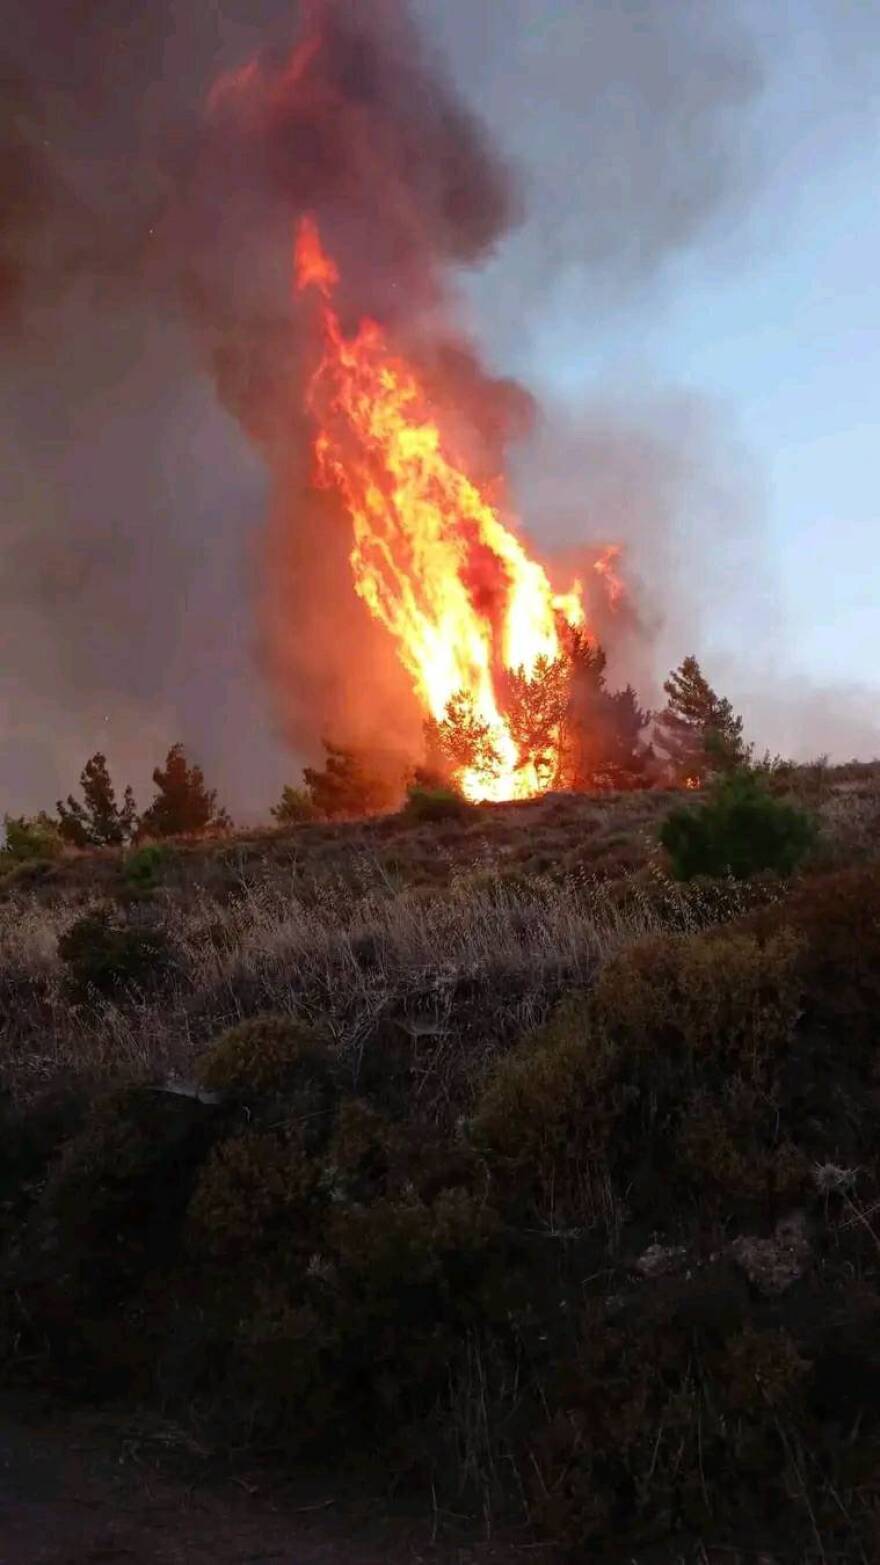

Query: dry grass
[0,849,766,1107]
[2,771,870,1107]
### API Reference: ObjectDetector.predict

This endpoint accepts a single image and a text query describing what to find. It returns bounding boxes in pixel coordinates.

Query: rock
[729,1209,810,1296]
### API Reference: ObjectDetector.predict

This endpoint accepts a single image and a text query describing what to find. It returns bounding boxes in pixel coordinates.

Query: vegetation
[271,784,319,825]
[2,689,880,1557]
[425,631,654,793]
[57,752,137,847]
[660,766,818,880]
[654,654,747,784]
[402,781,472,823]
[57,909,172,998]
[139,743,232,838]
[1,812,64,865]
[302,740,401,819]
[122,841,175,889]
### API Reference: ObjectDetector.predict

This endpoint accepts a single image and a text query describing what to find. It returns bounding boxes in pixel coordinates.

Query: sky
[2,0,878,823]
[428,0,880,754]
[523,31,880,692]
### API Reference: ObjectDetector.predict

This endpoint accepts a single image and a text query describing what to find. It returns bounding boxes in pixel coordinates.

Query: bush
[660,769,817,880]
[471,999,621,1226]
[187,1125,321,1260]
[193,1015,336,1097]
[2,813,63,865]
[35,1086,223,1314]
[122,843,175,889]
[271,785,319,826]
[592,927,803,1076]
[402,784,472,824]
[58,910,172,998]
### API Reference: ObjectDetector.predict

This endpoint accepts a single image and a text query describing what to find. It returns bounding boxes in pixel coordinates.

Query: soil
[0,1395,551,1565]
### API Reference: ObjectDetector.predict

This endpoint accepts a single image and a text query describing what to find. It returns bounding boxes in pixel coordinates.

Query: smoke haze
[1,0,877,821]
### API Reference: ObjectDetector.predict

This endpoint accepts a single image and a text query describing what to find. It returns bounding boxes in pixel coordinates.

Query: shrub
[716,1325,811,1412]
[677,1081,810,1202]
[470,999,621,1226]
[660,769,817,880]
[271,785,319,826]
[37,1086,223,1307]
[193,1015,335,1097]
[57,910,171,997]
[592,927,803,1079]
[187,1125,321,1260]
[329,1186,499,1317]
[402,783,472,824]
[122,842,175,888]
[2,813,63,865]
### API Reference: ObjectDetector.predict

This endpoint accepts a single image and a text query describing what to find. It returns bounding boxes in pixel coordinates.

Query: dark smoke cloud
[1,0,878,821]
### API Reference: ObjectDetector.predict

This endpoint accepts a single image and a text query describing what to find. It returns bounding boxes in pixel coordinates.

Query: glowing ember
[294,217,589,802]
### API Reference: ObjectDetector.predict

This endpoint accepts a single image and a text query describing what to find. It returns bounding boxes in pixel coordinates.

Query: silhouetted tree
[57,753,137,847]
[303,741,399,819]
[139,744,231,838]
[601,683,654,787]
[654,655,746,785]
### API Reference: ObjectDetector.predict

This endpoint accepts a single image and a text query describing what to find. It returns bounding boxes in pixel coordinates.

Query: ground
[0,1395,554,1565]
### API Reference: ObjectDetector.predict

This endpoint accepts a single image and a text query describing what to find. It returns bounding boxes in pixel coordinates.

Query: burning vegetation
[202,0,644,804]
[294,215,591,803]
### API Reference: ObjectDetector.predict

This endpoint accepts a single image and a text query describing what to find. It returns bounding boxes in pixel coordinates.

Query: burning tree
[294,217,588,805]
[421,630,653,798]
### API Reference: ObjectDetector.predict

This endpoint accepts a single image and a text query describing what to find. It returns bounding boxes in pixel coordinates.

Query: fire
[294,216,588,802]
[593,544,625,610]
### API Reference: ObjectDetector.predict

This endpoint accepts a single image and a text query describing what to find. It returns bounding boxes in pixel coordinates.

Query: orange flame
[593,544,626,611]
[294,217,589,802]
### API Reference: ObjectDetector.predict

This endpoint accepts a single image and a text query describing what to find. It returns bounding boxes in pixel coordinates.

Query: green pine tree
[57,753,138,847]
[654,656,747,785]
[139,745,231,838]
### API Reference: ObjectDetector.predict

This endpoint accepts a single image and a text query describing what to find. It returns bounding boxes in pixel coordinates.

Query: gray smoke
[1,0,877,822]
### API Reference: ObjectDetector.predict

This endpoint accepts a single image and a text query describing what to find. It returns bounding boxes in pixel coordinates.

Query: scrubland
[2,764,880,1562]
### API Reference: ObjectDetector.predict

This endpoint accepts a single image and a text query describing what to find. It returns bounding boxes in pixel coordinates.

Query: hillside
[2,766,880,1562]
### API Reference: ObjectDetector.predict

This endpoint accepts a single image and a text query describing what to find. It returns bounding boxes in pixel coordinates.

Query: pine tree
[503,654,570,788]
[302,741,399,819]
[602,684,653,786]
[139,744,231,838]
[57,753,138,847]
[653,656,746,785]
[430,694,502,786]
[563,633,610,789]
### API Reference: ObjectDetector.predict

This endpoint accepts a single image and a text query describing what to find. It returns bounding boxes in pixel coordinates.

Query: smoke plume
[1,0,877,819]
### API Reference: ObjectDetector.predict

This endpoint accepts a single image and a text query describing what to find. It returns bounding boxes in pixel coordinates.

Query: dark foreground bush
[193,1015,336,1097]
[58,910,172,997]
[660,768,817,880]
